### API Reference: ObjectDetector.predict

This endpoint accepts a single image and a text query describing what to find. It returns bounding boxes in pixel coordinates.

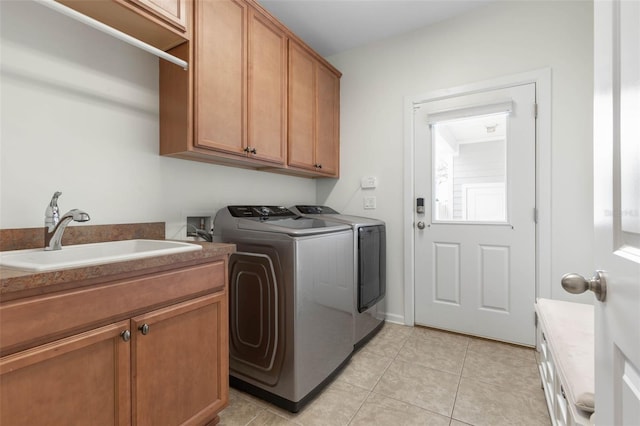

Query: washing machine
[213,206,354,412]
[290,205,386,349]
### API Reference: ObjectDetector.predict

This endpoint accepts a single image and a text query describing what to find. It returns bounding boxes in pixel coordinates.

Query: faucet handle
[45,191,62,229]
[49,191,62,208]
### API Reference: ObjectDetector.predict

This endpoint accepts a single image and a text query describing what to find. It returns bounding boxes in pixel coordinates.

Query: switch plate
[360,176,377,189]
[363,196,376,209]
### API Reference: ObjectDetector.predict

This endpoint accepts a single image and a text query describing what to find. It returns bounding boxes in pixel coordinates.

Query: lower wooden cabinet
[132,293,228,425]
[0,260,229,426]
[0,321,132,425]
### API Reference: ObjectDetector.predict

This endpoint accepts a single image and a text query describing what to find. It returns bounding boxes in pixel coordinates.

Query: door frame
[402,69,552,326]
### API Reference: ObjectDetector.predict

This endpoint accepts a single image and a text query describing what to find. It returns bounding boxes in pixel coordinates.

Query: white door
[414,83,536,345]
[591,1,640,423]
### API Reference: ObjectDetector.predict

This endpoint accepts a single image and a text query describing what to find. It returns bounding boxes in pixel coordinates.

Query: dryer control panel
[227,205,295,218]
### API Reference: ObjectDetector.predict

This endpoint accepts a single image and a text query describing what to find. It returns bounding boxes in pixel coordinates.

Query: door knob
[416,221,426,230]
[561,271,607,301]
[139,323,150,335]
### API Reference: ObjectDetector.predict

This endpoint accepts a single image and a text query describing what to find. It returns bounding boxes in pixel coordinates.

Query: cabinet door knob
[121,330,131,342]
[250,148,257,154]
[315,164,322,169]
[139,324,150,335]
[243,147,250,153]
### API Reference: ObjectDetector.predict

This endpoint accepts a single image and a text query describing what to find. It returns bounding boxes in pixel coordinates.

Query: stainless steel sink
[0,239,202,272]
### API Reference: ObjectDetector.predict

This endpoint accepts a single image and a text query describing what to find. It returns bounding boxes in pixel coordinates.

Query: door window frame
[402,69,552,326]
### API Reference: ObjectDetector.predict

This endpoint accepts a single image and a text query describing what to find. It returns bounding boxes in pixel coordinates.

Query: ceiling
[258,0,493,57]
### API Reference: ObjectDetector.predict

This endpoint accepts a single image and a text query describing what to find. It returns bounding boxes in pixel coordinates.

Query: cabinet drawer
[0,261,225,356]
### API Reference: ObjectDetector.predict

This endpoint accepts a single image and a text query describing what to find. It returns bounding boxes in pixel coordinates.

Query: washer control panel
[228,205,295,218]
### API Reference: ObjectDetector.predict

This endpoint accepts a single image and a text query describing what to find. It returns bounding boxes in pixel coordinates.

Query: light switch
[363,196,376,209]
[360,176,377,189]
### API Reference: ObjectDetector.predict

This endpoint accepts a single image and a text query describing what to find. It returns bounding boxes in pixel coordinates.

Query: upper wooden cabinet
[247,8,288,165]
[128,0,188,32]
[162,0,287,167]
[159,0,340,177]
[191,0,287,165]
[56,0,190,50]
[288,41,340,177]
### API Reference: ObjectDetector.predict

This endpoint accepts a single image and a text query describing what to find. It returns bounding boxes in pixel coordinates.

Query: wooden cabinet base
[0,321,131,426]
[0,258,229,426]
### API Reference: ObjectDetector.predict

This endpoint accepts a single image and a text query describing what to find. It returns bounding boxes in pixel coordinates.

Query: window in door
[432,112,508,223]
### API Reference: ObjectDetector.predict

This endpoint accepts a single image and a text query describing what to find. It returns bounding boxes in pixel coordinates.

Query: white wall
[320,0,595,321]
[0,1,316,240]
[1,1,595,321]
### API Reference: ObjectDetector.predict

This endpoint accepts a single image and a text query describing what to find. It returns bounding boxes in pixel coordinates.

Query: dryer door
[229,251,284,385]
[358,225,386,313]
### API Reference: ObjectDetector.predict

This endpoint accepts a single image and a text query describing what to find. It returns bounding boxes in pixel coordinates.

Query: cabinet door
[315,63,340,176]
[288,41,316,171]
[0,321,131,426]
[247,8,287,165]
[195,0,247,156]
[128,0,188,32]
[132,292,228,426]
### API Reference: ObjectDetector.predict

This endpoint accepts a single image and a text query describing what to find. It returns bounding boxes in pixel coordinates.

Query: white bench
[535,298,595,426]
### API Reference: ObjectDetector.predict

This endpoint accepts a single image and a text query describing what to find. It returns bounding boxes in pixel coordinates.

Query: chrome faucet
[44,191,90,251]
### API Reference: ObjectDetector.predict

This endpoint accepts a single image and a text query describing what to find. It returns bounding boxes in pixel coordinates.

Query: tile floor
[218,323,551,426]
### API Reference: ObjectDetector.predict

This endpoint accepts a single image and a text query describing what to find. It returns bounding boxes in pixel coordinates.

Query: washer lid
[225,205,350,236]
[237,217,350,236]
[290,205,385,227]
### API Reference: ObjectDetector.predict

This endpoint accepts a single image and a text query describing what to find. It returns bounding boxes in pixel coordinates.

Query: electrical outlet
[363,196,376,209]
[360,176,377,189]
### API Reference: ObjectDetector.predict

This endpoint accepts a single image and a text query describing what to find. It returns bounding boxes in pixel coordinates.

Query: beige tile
[396,334,467,375]
[373,359,459,417]
[233,388,274,410]
[363,323,413,358]
[411,327,471,348]
[449,420,473,426]
[336,347,393,390]
[462,345,542,394]
[219,388,266,426]
[268,380,369,426]
[452,377,551,426]
[349,392,450,426]
[467,337,536,361]
[247,410,301,426]
[378,322,414,340]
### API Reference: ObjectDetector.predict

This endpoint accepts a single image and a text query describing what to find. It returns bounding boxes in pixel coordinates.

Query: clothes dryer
[213,206,354,412]
[290,205,386,349]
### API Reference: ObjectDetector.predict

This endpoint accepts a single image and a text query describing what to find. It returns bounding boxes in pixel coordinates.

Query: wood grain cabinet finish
[0,259,229,426]
[246,8,287,165]
[288,40,340,177]
[132,293,228,426]
[56,0,191,50]
[0,321,131,426]
[160,0,338,177]
[128,0,188,32]
[162,0,286,167]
